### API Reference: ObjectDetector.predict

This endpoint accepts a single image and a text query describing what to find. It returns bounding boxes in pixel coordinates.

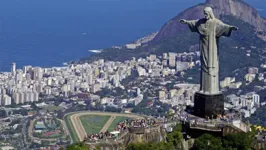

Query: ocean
[0,0,264,72]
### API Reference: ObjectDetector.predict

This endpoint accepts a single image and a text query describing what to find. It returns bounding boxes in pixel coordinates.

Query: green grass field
[65,115,79,143]
[80,115,110,134]
[108,116,128,131]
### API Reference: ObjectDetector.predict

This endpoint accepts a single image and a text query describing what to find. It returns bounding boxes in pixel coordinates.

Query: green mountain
[79,0,266,79]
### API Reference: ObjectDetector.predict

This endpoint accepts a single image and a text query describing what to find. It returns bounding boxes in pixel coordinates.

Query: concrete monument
[180,7,238,117]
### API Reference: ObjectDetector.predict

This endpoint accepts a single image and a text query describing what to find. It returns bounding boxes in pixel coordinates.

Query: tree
[127,143,149,150]
[127,142,173,150]
[194,132,254,150]
[194,134,224,150]
[249,105,266,126]
[67,143,90,150]
[223,133,253,150]
[166,124,183,148]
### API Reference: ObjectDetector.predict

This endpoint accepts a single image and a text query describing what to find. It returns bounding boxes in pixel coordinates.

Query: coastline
[88,49,103,53]
[0,31,157,73]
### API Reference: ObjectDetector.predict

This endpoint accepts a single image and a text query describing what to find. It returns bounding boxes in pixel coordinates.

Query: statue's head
[204,7,215,20]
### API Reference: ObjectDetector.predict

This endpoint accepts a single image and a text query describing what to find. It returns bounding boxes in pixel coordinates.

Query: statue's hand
[180,19,187,24]
[230,26,238,30]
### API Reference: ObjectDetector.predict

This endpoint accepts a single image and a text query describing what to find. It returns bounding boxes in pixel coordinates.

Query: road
[22,119,31,149]
[67,111,145,142]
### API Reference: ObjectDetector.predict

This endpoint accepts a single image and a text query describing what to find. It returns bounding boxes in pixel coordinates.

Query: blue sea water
[0,0,264,72]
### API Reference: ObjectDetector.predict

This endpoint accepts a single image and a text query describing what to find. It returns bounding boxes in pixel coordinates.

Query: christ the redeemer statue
[180,7,238,118]
[180,7,238,95]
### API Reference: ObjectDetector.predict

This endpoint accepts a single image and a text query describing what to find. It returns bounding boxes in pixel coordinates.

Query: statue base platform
[194,92,224,118]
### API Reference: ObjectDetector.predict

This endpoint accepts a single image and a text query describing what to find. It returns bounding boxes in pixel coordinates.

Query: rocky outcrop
[133,32,158,45]
[153,0,266,42]
[122,127,165,145]
[85,127,166,150]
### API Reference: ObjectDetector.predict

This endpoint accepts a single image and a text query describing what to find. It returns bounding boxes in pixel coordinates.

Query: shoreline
[88,49,103,53]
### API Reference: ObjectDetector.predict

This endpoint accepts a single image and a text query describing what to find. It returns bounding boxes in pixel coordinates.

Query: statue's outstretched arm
[216,21,238,37]
[179,19,198,24]
[230,25,238,30]
[223,22,238,30]
[180,19,198,33]
[180,19,188,24]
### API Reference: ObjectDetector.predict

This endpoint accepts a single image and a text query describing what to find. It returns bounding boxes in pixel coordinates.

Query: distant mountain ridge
[153,0,266,42]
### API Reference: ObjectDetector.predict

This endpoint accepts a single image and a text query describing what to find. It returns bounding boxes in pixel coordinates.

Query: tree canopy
[67,143,90,150]
[193,133,253,150]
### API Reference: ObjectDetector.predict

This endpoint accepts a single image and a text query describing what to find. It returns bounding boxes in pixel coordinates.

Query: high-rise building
[11,63,16,75]
[0,88,6,95]
[25,73,31,80]
[13,93,20,104]
[252,94,260,105]
[15,72,23,82]
[87,74,94,85]
[33,92,39,102]
[20,92,25,104]
[23,66,31,74]
[169,53,177,67]
[2,95,11,106]
[33,67,43,80]
[0,95,2,105]
[163,53,168,59]
[27,92,32,103]
[136,88,141,96]
[29,92,34,102]
[112,74,120,87]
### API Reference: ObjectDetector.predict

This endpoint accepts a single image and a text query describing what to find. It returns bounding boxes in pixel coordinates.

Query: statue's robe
[186,18,234,94]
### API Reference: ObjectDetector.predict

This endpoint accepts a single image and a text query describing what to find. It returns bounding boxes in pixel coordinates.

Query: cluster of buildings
[0,88,12,106]
[0,49,198,108]
[86,51,198,108]
[0,63,45,106]
[244,67,261,83]
[225,92,261,118]
[220,77,242,89]
[158,84,199,107]
[0,49,263,123]
[135,52,196,77]
[208,66,264,118]
[0,59,134,106]
[220,67,265,89]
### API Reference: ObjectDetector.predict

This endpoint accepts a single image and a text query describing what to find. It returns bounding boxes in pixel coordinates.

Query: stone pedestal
[194,92,224,118]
